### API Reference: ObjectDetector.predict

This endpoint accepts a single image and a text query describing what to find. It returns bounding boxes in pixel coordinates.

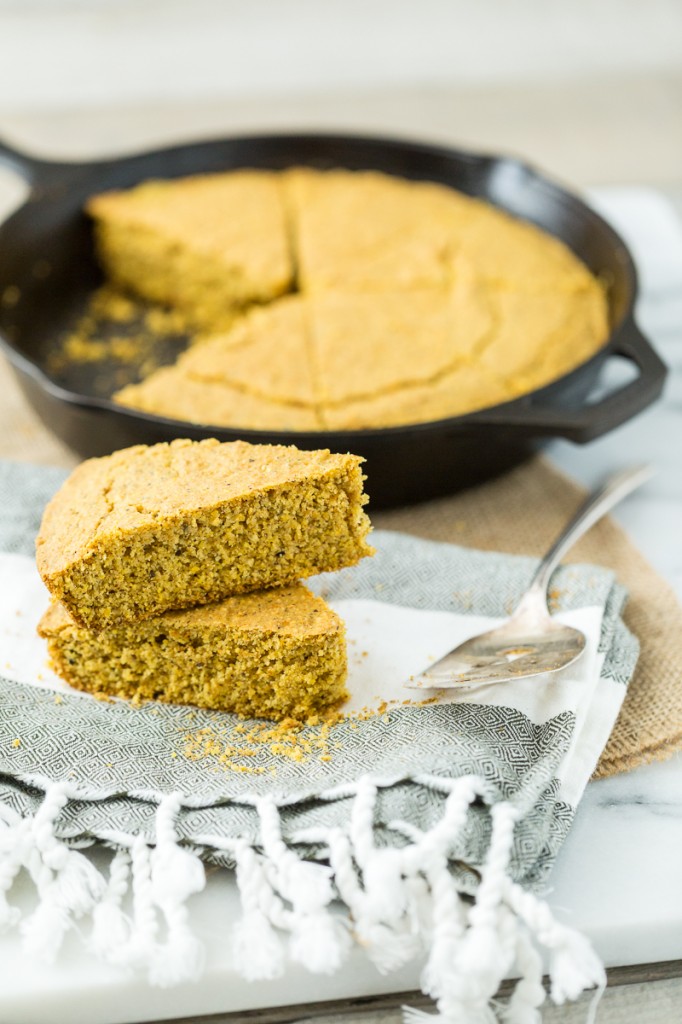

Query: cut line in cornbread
[321,364,511,430]
[86,171,293,329]
[284,167,470,292]
[180,295,319,407]
[39,584,348,722]
[478,286,609,395]
[308,272,492,406]
[36,439,373,631]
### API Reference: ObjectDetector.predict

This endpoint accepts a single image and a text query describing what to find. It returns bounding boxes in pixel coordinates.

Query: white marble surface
[0,188,681,1023]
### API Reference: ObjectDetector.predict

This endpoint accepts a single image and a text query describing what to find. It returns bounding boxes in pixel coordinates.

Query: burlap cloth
[376,455,682,779]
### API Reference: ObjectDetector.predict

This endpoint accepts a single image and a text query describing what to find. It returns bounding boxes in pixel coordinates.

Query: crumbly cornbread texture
[39,584,348,722]
[36,438,373,630]
[87,171,293,329]
[89,167,609,429]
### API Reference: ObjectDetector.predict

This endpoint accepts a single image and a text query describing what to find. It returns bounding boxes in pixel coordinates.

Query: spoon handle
[528,464,653,598]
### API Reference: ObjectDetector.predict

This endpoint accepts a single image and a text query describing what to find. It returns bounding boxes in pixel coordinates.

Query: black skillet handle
[0,136,74,188]
[473,321,667,443]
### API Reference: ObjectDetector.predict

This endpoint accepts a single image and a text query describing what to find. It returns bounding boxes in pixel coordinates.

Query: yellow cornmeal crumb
[183,716,339,770]
[180,697,437,773]
[89,285,138,323]
[36,438,373,630]
[38,584,348,723]
[12,738,21,748]
[47,284,191,383]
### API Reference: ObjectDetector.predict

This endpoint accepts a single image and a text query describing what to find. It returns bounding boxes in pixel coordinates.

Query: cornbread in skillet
[88,166,609,429]
[321,365,511,430]
[36,438,373,630]
[38,585,348,722]
[86,171,293,329]
[477,287,609,395]
[307,266,492,406]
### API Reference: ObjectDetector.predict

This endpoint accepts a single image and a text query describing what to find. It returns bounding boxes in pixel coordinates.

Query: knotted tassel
[505,918,545,1024]
[257,796,349,974]
[124,834,159,972]
[149,793,206,987]
[0,814,32,929]
[21,783,106,962]
[232,841,284,981]
[447,803,519,1012]
[91,847,132,966]
[346,779,421,972]
[502,877,605,1008]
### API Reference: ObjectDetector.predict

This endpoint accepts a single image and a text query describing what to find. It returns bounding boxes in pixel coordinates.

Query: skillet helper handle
[0,136,72,188]
[474,321,667,443]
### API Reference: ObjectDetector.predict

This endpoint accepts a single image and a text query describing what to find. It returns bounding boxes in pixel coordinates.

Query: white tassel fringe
[0,776,605,1022]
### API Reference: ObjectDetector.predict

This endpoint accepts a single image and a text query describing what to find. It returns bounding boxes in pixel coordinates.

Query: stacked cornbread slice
[36,439,373,721]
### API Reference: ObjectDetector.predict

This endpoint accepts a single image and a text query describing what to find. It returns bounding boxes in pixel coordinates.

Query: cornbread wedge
[86,171,293,328]
[36,439,373,630]
[39,585,348,722]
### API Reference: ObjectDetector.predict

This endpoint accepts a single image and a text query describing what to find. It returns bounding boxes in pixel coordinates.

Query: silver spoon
[406,464,652,691]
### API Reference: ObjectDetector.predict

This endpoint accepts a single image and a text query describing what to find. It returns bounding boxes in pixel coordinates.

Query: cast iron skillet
[0,132,667,509]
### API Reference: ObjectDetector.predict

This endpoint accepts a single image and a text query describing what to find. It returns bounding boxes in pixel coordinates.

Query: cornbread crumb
[38,585,348,723]
[36,438,373,630]
[180,695,438,773]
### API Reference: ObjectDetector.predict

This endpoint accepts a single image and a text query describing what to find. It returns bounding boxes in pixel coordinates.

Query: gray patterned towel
[0,461,638,1022]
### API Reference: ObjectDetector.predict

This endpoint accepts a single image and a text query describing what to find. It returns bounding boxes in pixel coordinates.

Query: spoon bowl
[406,464,652,691]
